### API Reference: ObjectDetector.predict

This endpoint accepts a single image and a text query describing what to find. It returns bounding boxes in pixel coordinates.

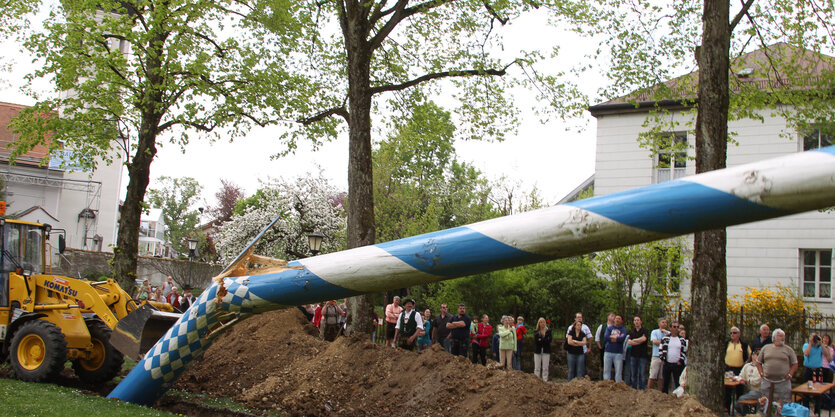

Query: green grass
[122,356,137,372]
[0,378,178,417]
[0,358,275,416]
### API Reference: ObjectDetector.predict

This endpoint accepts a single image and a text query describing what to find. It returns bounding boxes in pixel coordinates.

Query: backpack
[324,305,339,324]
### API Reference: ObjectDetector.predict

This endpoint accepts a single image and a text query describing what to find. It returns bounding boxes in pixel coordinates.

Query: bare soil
[175,308,717,417]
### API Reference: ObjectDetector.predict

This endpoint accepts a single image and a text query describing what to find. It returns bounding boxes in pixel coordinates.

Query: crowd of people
[724,325,835,416]
[133,276,196,313]
[295,297,835,415]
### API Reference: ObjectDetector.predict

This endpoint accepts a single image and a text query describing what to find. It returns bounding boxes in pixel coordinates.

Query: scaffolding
[0,168,103,250]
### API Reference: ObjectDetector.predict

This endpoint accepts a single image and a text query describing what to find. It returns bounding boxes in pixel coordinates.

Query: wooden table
[792,381,835,417]
[725,377,744,416]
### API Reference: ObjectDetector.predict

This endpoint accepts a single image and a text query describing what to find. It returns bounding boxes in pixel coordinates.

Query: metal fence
[728,307,835,350]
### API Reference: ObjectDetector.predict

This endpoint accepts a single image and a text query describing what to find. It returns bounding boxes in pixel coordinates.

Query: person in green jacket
[498,315,517,370]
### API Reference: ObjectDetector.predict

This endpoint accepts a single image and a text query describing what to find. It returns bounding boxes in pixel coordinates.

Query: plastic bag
[781,402,810,417]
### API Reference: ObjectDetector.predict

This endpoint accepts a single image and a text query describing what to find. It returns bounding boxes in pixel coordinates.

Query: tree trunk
[687,0,730,412]
[111,35,166,291]
[112,121,159,290]
[343,5,376,336]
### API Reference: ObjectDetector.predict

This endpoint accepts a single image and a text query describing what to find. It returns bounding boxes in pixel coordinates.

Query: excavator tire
[9,320,67,382]
[72,319,124,384]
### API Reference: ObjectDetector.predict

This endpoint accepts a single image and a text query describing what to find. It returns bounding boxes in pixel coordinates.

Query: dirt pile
[176,309,716,416]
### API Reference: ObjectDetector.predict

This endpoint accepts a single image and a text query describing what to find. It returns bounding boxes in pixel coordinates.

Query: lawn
[0,377,178,417]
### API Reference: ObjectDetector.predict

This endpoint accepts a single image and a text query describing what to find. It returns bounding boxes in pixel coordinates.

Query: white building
[0,101,123,253]
[588,46,835,313]
[139,208,170,257]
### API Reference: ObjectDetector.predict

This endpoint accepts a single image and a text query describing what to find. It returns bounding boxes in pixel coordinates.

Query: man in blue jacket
[603,314,627,382]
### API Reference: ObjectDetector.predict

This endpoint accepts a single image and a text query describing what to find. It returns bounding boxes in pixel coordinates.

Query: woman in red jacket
[470,315,492,365]
[313,303,323,327]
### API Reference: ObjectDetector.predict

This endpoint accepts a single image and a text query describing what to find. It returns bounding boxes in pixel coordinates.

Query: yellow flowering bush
[727,285,818,343]
[664,294,690,323]
[663,285,819,345]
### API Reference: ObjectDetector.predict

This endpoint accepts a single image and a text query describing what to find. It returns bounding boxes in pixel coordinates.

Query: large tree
[250,0,593,334]
[687,0,735,409]
[4,0,289,289]
[594,0,835,410]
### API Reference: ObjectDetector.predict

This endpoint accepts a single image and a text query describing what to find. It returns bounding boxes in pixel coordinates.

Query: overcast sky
[0,12,601,212]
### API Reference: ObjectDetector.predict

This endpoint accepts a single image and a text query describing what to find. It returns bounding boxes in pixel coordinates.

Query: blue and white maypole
[108,147,835,405]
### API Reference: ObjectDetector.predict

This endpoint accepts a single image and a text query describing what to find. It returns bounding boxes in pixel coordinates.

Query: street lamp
[187,238,198,258]
[307,232,324,256]
[187,238,198,288]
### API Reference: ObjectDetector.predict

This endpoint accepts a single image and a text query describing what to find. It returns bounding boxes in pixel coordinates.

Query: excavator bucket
[110,304,182,361]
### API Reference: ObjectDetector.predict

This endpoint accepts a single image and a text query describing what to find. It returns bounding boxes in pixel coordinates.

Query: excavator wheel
[9,320,68,382]
[72,319,124,384]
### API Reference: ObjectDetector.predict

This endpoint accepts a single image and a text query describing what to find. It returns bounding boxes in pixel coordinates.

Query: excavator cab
[0,220,47,318]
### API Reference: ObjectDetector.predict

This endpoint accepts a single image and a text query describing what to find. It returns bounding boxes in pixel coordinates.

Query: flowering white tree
[214,173,347,263]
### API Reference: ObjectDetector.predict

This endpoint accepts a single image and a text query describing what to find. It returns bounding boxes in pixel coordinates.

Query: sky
[0,12,601,212]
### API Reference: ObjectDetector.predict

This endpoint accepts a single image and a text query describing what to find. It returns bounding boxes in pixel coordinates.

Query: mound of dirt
[175,309,716,417]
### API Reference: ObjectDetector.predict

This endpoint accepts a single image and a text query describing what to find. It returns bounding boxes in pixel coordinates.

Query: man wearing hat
[179,287,196,312]
[393,298,424,351]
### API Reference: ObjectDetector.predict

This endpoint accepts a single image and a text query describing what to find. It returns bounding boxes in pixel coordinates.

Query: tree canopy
[591,0,835,148]
[146,176,203,255]
[244,0,600,335]
[215,173,347,263]
[373,102,496,243]
[208,179,245,226]
[1,0,293,288]
[248,0,594,149]
[593,238,690,325]
[416,258,606,329]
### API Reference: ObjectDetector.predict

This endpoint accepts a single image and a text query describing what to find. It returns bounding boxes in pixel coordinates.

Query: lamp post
[307,232,324,256]
[187,238,198,288]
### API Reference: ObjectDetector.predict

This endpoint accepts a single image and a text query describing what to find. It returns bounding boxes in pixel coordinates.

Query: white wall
[594,107,835,314]
[0,153,122,256]
[58,153,123,251]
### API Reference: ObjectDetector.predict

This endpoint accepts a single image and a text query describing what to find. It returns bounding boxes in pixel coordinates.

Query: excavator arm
[31,275,180,359]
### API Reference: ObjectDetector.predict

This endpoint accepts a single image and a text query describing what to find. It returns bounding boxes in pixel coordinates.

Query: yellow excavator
[0,218,180,383]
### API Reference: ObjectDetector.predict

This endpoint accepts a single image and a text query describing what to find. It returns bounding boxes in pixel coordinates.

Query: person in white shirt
[393,298,424,351]
[658,321,688,393]
[566,312,593,354]
[648,317,670,390]
[162,276,174,298]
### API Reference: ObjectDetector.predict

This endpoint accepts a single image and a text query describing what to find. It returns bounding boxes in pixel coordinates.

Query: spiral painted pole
[108,147,835,405]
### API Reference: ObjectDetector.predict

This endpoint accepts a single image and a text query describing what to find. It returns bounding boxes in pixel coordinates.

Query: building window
[653,132,687,183]
[802,129,834,151]
[802,249,832,300]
